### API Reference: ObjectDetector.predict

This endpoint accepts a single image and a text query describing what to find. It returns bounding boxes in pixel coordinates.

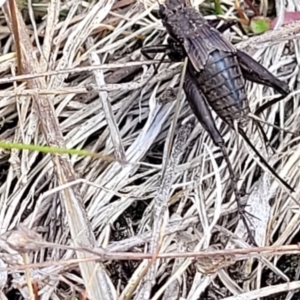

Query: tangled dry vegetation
[0,0,300,299]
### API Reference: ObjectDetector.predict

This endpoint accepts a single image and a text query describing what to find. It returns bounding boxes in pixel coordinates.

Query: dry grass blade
[222,280,300,300]
[0,60,167,84]
[134,121,192,299]
[87,37,126,163]
[2,1,116,299]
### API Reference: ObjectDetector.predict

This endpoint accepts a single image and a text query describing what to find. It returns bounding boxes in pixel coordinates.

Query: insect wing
[183,25,236,71]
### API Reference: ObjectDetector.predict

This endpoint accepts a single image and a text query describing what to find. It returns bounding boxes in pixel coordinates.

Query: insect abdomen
[195,50,250,126]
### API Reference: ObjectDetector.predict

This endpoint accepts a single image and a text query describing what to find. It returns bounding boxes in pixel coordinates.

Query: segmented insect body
[190,51,250,126]
[159,0,251,127]
[141,0,293,243]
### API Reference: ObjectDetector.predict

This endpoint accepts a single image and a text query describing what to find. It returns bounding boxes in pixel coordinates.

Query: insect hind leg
[236,49,290,115]
[238,126,294,193]
[184,70,257,245]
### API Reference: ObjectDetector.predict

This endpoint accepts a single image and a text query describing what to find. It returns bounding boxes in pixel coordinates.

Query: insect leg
[236,50,296,184]
[237,50,290,96]
[140,45,171,98]
[184,71,224,146]
[210,19,238,32]
[254,95,287,116]
[141,43,185,78]
[208,19,247,35]
[184,69,257,244]
[236,49,291,150]
[236,50,290,115]
[238,126,294,192]
[141,45,170,75]
[141,45,170,60]
[255,119,276,154]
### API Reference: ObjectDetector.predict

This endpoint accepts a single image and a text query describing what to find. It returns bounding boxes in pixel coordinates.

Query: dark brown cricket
[141,0,293,244]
